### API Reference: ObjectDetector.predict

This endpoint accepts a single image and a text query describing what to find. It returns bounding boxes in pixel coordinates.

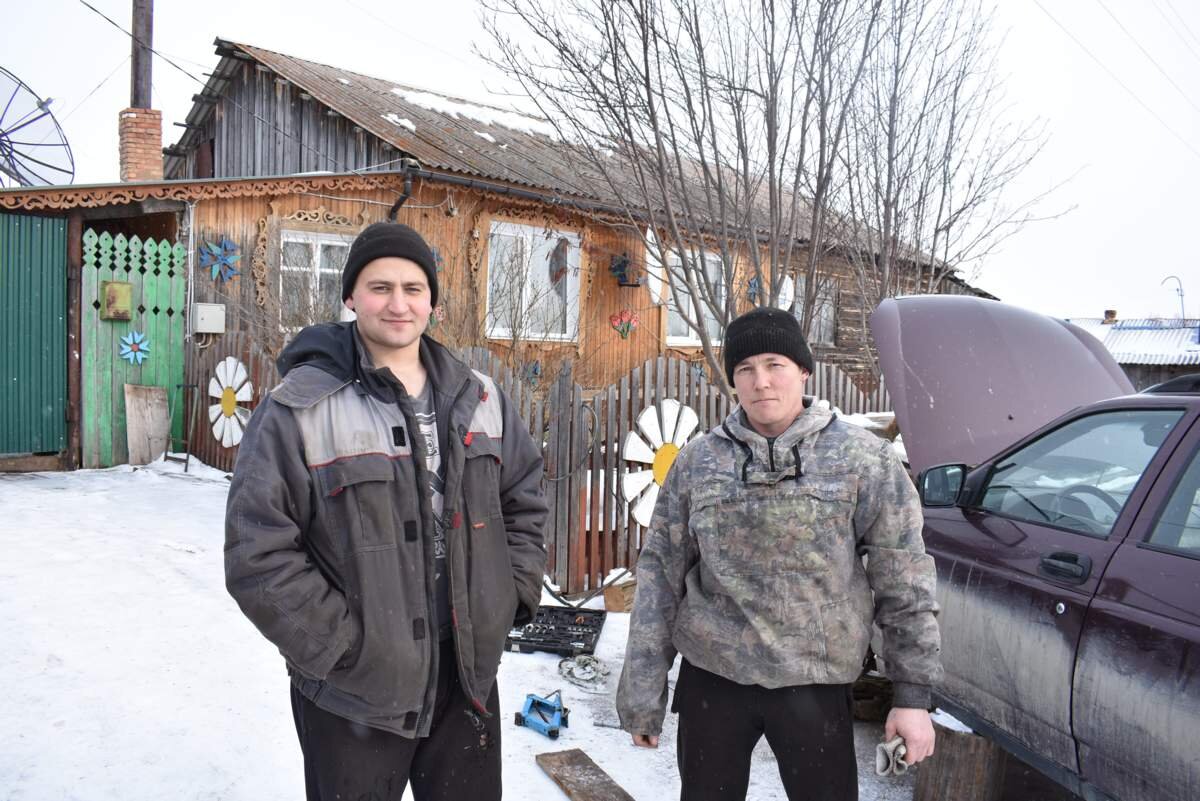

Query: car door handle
[1039,552,1092,584]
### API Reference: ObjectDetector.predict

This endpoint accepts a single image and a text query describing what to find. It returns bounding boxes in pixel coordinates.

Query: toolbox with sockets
[505,606,607,656]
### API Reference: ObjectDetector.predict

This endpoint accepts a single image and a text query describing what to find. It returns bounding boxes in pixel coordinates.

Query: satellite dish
[0,66,75,188]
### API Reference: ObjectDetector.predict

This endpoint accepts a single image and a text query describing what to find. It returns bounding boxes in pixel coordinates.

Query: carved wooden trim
[0,173,400,212]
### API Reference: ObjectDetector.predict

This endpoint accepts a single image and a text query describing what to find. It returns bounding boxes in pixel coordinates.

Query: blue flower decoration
[119,331,151,365]
[199,237,241,282]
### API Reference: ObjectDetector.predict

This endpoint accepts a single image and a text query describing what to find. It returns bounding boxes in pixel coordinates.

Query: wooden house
[0,37,991,589]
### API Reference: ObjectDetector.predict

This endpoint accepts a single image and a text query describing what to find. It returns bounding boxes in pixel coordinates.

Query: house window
[665,251,725,347]
[486,221,581,341]
[781,274,838,346]
[279,230,351,334]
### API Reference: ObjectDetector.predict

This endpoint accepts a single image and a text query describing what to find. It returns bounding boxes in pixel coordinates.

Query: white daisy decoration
[208,356,254,447]
[621,399,701,526]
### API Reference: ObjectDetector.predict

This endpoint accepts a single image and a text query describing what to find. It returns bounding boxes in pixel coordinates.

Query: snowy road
[0,461,915,800]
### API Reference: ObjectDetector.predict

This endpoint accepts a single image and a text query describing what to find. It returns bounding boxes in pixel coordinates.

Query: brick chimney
[118,108,163,182]
[118,0,162,182]
[1102,309,1118,324]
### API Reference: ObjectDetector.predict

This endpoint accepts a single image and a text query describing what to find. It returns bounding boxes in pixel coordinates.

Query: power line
[75,0,404,188]
[54,55,130,127]
[1032,0,1200,163]
[1095,0,1200,117]
[1151,0,1200,66]
[1162,0,1200,51]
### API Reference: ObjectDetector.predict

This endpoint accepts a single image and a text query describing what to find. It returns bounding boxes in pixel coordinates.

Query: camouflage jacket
[617,403,942,736]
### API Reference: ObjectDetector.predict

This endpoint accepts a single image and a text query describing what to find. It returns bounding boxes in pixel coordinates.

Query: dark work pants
[673,659,857,801]
[290,639,502,801]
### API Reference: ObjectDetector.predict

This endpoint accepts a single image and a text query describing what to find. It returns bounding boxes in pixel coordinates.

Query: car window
[978,410,1185,537]
[1147,444,1200,555]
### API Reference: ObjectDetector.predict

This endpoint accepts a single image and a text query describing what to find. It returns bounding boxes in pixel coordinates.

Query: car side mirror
[918,464,967,507]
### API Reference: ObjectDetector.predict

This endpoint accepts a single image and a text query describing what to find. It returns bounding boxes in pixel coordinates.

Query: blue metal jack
[514,690,570,739]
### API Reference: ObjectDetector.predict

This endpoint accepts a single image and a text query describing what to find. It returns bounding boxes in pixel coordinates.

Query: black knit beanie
[723,306,814,383]
[341,222,439,306]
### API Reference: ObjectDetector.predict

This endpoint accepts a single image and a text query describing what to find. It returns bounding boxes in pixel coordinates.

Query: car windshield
[981,409,1185,537]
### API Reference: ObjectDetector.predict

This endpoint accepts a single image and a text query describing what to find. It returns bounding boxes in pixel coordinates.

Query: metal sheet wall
[0,213,67,456]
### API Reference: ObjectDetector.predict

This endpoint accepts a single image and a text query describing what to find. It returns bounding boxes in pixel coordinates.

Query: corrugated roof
[198,40,627,202]
[1067,317,1200,365]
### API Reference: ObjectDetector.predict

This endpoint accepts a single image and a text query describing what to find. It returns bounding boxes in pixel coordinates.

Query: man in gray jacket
[617,307,941,801]
[225,222,547,801]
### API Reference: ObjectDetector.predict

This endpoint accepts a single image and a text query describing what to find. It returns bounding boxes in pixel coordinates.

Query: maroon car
[872,296,1199,801]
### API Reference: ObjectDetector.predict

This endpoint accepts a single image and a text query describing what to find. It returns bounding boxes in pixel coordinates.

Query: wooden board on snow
[536,748,635,801]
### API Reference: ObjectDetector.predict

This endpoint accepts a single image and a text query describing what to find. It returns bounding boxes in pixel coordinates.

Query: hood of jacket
[714,399,835,483]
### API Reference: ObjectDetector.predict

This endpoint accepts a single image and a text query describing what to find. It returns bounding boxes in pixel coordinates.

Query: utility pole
[131,0,153,109]
[1160,275,1186,319]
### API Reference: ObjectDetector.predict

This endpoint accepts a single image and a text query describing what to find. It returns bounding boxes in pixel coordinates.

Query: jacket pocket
[317,456,400,555]
[692,479,854,577]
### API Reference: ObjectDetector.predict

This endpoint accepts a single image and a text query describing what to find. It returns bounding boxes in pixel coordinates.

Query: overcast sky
[3,0,1198,319]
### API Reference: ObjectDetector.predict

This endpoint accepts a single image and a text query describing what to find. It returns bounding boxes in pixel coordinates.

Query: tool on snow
[515,690,570,739]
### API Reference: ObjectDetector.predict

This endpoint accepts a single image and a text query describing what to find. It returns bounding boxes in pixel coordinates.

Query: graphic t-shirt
[412,383,451,640]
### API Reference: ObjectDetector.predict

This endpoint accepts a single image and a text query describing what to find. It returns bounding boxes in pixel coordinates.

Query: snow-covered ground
[0,460,917,800]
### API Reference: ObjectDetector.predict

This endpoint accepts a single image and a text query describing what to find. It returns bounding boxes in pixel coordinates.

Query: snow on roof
[381,113,416,133]
[1068,317,1200,365]
[391,87,558,139]
[474,130,496,143]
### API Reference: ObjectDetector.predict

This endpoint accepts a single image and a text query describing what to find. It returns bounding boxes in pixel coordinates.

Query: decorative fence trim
[80,229,186,468]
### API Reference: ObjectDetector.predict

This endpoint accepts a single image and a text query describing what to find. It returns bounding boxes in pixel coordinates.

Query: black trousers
[290,640,502,801]
[673,659,857,801]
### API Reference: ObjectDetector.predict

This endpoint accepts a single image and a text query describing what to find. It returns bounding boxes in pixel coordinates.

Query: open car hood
[871,296,1133,475]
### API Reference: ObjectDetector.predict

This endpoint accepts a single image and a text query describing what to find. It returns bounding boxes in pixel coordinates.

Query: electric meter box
[192,303,226,334]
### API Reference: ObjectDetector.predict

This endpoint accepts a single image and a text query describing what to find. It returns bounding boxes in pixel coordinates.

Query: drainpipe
[386,159,417,221]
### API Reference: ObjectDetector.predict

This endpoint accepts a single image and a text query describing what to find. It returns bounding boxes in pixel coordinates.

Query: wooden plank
[535,749,635,801]
[913,723,1008,801]
[570,381,586,592]
[603,383,616,580]
[124,384,170,465]
[628,363,642,565]
[616,374,630,570]
[553,370,571,588]
[588,393,603,591]
[80,229,99,467]
[96,232,115,467]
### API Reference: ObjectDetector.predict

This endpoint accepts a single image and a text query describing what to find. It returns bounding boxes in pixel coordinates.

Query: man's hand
[885,708,935,764]
[632,733,659,748]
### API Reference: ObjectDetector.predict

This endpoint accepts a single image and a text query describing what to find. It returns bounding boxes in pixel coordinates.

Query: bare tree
[836,0,1054,371]
[483,0,882,395]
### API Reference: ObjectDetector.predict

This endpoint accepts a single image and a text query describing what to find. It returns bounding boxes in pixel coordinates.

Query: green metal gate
[0,213,67,456]
[81,229,186,467]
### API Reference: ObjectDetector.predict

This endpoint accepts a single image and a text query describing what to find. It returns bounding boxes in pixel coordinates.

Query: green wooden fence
[81,229,187,467]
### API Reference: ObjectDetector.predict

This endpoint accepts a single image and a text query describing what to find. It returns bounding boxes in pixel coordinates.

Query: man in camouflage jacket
[616,307,941,801]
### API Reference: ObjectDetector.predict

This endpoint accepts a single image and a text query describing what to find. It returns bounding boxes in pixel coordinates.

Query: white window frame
[663,249,725,348]
[279,230,353,335]
[485,220,581,342]
[778,273,838,346]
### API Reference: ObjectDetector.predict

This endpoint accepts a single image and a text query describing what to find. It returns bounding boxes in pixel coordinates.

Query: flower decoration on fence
[118,331,151,365]
[746,276,762,304]
[609,309,640,339]
[208,356,255,448]
[621,399,701,526]
[199,237,241,283]
[428,304,447,330]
